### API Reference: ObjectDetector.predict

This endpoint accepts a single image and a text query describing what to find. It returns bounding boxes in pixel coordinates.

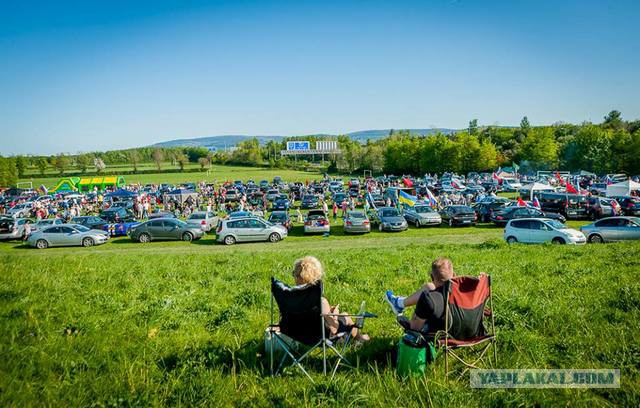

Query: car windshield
[382,209,399,217]
[452,206,472,213]
[545,220,567,229]
[270,214,286,221]
[349,212,366,219]
[189,213,205,219]
[414,206,434,213]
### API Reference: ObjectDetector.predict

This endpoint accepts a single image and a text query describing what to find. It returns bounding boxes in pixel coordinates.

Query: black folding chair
[268,277,375,381]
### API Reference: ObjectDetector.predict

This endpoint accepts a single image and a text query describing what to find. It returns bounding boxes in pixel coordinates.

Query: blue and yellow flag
[398,190,417,207]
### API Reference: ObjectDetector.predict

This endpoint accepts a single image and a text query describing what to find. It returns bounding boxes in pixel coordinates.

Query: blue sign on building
[287,141,311,151]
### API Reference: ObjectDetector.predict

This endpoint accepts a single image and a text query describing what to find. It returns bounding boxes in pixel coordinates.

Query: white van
[504,218,585,245]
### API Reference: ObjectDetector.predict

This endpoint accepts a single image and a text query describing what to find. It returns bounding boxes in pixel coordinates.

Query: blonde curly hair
[292,256,324,285]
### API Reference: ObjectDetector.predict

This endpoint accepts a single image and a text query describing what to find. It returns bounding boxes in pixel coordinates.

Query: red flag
[402,177,413,187]
[492,172,502,183]
[517,197,527,207]
[566,182,578,194]
[554,172,566,186]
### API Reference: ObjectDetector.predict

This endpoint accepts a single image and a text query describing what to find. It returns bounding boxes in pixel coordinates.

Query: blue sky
[1,0,639,155]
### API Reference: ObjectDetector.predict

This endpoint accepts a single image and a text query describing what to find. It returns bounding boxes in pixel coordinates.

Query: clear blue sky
[1,0,639,155]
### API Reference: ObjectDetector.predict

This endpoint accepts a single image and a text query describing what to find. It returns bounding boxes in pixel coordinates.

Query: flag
[512,162,520,173]
[402,177,413,187]
[398,190,417,207]
[533,197,541,208]
[517,197,527,207]
[555,172,566,186]
[492,172,502,183]
[566,181,578,194]
[425,187,439,207]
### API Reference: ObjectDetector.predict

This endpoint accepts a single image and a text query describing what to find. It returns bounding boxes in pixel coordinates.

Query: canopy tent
[165,188,198,204]
[521,182,556,200]
[606,180,640,197]
[77,176,125,192]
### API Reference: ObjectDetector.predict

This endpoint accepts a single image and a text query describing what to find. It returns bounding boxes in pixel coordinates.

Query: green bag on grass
[397,332,437,377]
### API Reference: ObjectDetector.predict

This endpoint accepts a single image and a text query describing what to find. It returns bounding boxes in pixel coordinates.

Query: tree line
[1,110,639,187]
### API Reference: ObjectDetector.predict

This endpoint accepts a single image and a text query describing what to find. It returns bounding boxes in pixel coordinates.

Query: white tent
[521,182,556,200]
[606,180,640,197]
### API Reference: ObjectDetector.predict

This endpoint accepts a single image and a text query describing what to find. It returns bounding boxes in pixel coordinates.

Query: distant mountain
[151,128,458,150]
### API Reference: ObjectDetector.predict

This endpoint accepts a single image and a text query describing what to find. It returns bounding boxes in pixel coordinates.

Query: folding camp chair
[398,274,497,379]
[267,277,375,381]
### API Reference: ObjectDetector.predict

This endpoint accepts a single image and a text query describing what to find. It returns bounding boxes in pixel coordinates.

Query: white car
[7,202,34,218]
[504,218,586,245]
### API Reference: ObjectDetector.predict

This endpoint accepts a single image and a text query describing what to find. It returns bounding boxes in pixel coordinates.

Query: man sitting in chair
[385,257,455,332]
[292,256,370,342]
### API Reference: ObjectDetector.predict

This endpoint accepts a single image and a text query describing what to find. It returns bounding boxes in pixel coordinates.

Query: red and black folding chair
[437,274,497,378]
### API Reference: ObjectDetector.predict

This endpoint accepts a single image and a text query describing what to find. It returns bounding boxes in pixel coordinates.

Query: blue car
[102,221,140,237]
[272,195,291,210]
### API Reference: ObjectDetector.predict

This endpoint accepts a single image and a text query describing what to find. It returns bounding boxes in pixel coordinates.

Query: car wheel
[588,234,604,244]
[82,237,94,247]
[138,233,151,243]
[36,239,48,249]
[552,237,566,245]
[448,219,453,227]
[378,224,383,232]
[414,220,420,228]
[268,232,281,243]
[182,232,193,242]
[506,236,518,244]
[224,235,236,245]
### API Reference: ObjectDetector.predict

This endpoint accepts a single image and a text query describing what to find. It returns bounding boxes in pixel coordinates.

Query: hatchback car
[186,211,218,232]
[0,217,32,240]
[268,211,292,231]
[504,218,586,245]
[440,205,477,227]
[128,218,204,242]
[301,195,320,209]
[376,207,408,232]
[403,204,442,227]
[579,216,640,243]
[343,211,371,234]
[272,195,291,210]
[28,224,110,248]
[72,216,109,230]
[585,197,619,219]
[304,209,330,234]
[216,217,287,245]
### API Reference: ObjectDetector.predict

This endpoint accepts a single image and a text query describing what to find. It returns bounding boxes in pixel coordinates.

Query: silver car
[216,217,287,245]
[403,204,442,227]
[344,211,371,234]
[7,202,34,218]
[579,216,640,243]
[0,217,32,240]
[186,211,218,232]
[304,209,331,234]
[27,224,110,249]
[376,207,408,232]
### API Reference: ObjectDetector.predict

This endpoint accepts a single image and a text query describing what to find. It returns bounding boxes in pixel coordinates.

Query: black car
[440,205,477,227]
[300,195,319,209]
[538,192,588,219]
[490,206,566,226]
[100,207,135,223]
[367,193,386,207]
[72,216,108,230]
[472,201,508,223]
[268,211,292,231]
[612,196,640,216]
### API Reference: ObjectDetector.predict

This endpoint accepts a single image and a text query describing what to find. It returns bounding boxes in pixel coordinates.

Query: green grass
[19,163,325,190]
[1,221,639,406]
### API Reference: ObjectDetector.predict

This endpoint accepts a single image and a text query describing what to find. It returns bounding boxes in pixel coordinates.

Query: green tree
[468,119,478,135]
[0,157,19,187]
[520,116,530,133]
[129,150,140,173]
[517,127,558,170]
[52,154,69,175]
[35,157,48,176]
[152,149,164,170]
[176,153,189,171]
[76,154,92,174]
[15,156,27,177]
[603,110,623,130]
[198,156,210,170]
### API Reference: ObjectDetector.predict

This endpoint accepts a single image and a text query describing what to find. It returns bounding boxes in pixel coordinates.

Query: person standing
[332,202,338,222]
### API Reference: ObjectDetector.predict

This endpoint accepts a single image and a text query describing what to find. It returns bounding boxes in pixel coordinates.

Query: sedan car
[300,195,320,209]
[440,205,477,227]
[128,218,204,242]
[490,206,565,226]
[304,209,330,234]
[343,211,371,234]
[186,211,218,232]
[72,216,109,230]
[216,217,287,245]
[28,224,110,249]
[272,195,291,211]
[377,207,408,232]
[100,207,135,223]
[403,204,442,227]
[504,218,586,245]
[268,211,292,231]
[579,216,640,243]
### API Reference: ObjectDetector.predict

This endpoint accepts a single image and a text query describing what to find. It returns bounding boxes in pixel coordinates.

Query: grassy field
[1,219,639,407]
[18,163,325,190]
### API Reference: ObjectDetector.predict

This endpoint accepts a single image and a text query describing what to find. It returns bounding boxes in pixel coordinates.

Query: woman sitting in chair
[292,256,370,342]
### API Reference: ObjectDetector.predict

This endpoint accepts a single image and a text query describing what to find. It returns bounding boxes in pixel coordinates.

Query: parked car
[0,217,32,240]
[100,207,135,223]
[376,207,408,232]
[224,189,240,202]
[272,195,291,211]
[304,209,330,234]
[148,210,177,219]
[216,217,287,245]
[490,206,566,226]
[186,211,218,232]
[300,194,320,209]
[440,205,477,227]
[343,211,371,234]
[332,192,348,205]
[228,211,256,219]
[403,204,442,227]
[589,183,608,196]
[367,193,386,208]
[265,189,280,202]
[7,202,33,218]
[538,192,588,219]
[35,218,64,229]
[504,218,586,245]
[585,197,619,219]
[128,219,204,242]
[72,216,109,230]
[579,216,640,243]
[472,201,508,223]
[27,224,110,249]
[611,196,640,216]
[268,211,292,231]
